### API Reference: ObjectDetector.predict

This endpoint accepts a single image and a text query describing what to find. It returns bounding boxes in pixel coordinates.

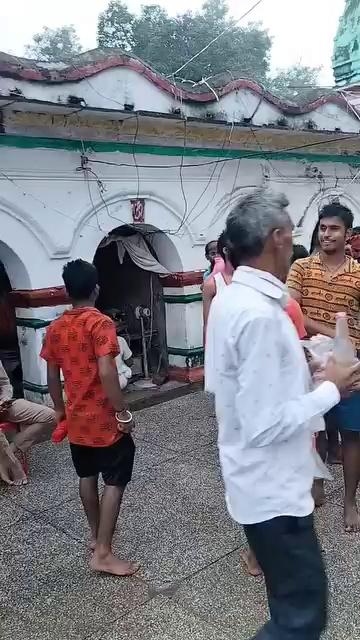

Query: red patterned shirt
[41,307,121,447]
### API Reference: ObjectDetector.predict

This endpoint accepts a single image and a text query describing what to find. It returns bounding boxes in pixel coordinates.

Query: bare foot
[89,538,97,552]
[344,502,360,533]
[0,448,27,486]
[312,479,326,508]
[240,549,262,577]
[90,552,139,577]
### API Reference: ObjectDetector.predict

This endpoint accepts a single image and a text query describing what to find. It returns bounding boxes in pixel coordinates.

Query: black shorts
[70,435,135,487]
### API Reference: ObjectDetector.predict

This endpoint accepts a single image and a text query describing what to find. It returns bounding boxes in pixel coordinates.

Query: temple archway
[0,242,31,396]
[94,224,182,386]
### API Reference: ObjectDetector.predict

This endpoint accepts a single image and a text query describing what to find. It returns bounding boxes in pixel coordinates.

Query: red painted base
[168,365,204,384]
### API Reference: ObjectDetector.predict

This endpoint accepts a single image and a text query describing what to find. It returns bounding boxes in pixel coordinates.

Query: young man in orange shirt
[41,259,138,576]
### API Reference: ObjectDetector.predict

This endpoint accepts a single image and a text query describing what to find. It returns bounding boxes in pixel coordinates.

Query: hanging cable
[168,0,265,78]
[0,169,98,231]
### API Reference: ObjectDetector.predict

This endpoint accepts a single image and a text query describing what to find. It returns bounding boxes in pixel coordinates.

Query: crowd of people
[1,189,360,638]
[204,191,360,639]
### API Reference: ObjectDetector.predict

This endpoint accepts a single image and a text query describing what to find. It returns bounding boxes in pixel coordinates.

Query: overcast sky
[0,0,345,84]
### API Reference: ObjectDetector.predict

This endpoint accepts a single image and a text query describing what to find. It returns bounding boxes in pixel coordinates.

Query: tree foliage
[97,0,272,83]
[24,2,322,104]
[25,25,82,62]
[97,0,134,50]
[267,65,322,105]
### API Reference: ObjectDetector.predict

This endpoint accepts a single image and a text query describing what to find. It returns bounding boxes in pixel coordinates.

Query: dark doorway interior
[94,231,168,384]
[0,260,23,397]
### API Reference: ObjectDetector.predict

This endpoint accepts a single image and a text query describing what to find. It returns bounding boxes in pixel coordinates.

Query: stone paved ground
[0,392,359,639]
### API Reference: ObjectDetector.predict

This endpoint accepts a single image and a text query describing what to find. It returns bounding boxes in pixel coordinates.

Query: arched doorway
[0,242,31,397]
[94,225,181,386]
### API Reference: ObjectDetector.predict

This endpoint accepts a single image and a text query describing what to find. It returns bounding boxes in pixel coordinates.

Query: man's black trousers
[244,514,327,640]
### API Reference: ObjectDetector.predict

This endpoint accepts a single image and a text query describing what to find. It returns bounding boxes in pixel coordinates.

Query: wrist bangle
[115,410,133,424]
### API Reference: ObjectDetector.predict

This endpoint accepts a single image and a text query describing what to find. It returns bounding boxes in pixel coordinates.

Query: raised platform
[127,379,202,411]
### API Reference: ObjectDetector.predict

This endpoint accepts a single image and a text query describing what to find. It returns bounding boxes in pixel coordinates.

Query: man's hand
[54,408,66,424]
[0,399,13,418]
[116,409,135,435]
[323,357,360,396]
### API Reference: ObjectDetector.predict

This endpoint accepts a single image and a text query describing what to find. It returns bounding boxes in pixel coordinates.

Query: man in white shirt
[206,189,360,640]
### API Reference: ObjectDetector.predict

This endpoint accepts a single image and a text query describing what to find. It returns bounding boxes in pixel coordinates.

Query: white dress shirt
[206,266,340,525]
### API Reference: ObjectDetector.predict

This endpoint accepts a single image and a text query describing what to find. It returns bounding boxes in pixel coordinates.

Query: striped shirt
[287,254,360,348]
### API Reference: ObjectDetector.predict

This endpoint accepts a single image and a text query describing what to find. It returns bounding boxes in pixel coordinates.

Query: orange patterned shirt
[41,307,121,447]
[287,254,360,349]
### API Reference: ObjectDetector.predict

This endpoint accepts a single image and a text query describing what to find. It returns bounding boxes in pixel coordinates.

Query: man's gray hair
[225,188,291,265]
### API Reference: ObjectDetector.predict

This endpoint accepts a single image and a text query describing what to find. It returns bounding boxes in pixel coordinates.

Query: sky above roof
[0,0,345,85]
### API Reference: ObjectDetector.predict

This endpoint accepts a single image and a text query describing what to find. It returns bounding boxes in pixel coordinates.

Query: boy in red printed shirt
[41,259,138,577]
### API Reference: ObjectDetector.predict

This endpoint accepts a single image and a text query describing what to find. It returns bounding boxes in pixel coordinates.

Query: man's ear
[346,228,353,243]
[272,228,284,248]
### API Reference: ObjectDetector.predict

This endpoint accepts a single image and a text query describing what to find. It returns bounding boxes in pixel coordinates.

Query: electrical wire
[169,0,265,78]
[0,169,98,231]
[83,131,360,170]
[209,159,243,229]
[83,168,104,233]
[177,122,235,231]
[86,166,131,228]
[133,113,140,200]
[174,119,189,235]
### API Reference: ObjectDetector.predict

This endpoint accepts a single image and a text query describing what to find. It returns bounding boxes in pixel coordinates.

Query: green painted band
[16,317,51,329]
[163,293,202,304]
[168,347,204,356]
[1,134,360,165]
[23,380,48,393]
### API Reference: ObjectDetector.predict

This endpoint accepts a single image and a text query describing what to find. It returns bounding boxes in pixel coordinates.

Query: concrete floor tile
[110,457,240,588]
[324,590,360,639]
[188,443,220,467]
[324,463,344,499]
[0,577,150,640]
[134,392,216,452]
[1,392,358,640]
[90,595,232,640]
[0,495,30,531]
[173,549,268,637]
[4,441,78,512]
[132,439,179,479]
[1,516,85,590]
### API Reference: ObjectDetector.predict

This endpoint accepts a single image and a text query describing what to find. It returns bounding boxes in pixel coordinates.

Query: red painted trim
[168,365,204,384]
[161,271,204,288]
[10,286,68,308]
[0,52,352,115]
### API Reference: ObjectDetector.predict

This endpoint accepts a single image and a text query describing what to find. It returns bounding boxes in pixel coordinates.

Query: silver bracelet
[115,410,133,424]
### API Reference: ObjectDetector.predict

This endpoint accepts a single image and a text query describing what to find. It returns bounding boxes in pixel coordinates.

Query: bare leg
[79,476,100,550]
[342,430,360,532]
[90,484,138,576]
[6,399,56,454]
[313,433,326,507]
[240,547,262,577]
[312,480,326,508]
[326,413,342,465]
